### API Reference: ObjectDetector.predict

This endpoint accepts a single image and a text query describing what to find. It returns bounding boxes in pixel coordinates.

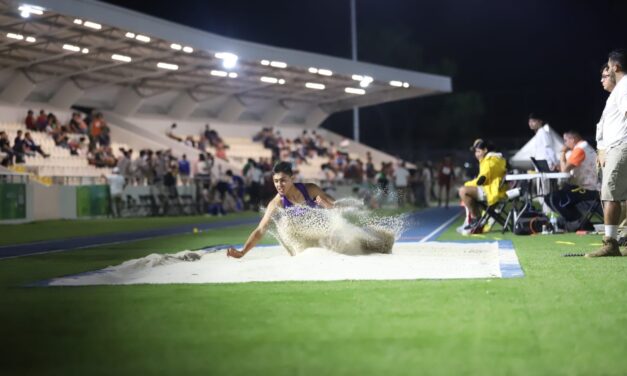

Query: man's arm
[227,197,278,258]
[307,183,335,208]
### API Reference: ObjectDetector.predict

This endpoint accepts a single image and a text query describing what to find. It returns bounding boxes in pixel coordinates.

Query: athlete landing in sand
[227,161,335,258]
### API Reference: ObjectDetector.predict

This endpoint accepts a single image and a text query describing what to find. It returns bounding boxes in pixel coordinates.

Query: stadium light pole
[350,0,359,142]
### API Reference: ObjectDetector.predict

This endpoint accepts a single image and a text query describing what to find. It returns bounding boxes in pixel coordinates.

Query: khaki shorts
[601,142,627,201]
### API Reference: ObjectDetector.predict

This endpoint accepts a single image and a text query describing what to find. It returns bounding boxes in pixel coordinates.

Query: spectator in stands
[394,161,410,207]
[35,110,47,131]
[23,132,49,158]
[46,113,59,134]
[116,148,132,182]
[104,167,126,218]
[89,112,106,147]
[25,110,35,131]
[458,139,507,232]
[203,124,225,148]
[419,161,433,207]
[365,152,376,184]
[166,123,183,142]
[163,165,179,200]
[132,150,147,185]
[68,136,86,156]
[69,112,89,134]
[437,155,455,208]
[12,130,26,163]
[245,159,264,211]
[0,131,15,166]
[178,154,191,185]
[545,130,600,231]
[226,169,245,211]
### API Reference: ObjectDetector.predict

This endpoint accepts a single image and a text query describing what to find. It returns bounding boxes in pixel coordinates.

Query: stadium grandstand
[0,0,451,223]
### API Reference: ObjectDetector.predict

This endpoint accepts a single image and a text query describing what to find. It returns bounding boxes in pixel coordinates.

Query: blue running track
[0,207,462,260]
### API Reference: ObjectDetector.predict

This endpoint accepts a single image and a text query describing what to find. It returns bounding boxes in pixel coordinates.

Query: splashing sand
[268,198,406,256]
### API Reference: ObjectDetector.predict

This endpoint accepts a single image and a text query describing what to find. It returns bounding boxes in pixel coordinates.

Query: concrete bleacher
[1,103,404,184]
[1,121,112,179]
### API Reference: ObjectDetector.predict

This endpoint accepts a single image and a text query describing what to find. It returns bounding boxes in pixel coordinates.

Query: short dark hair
[473,139,494,152]
[272,161,293,176]
[528,112,544,122]
[609,49,626,71]
[564,130,582,139]
[601,63,609,73]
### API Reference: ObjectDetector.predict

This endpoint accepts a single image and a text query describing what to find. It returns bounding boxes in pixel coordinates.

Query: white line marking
[418,212,462,243]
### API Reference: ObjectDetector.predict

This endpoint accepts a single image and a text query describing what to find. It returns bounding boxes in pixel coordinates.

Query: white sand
[48,241,510,286]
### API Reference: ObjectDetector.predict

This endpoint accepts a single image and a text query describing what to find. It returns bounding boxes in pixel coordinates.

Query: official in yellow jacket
[458,139,507,227]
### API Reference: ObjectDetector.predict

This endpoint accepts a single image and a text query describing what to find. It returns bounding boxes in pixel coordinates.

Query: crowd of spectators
[165,123,230,162]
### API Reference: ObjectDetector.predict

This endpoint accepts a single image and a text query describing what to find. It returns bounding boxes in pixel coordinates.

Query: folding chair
[470,181,524,234]
[571,193,603,231]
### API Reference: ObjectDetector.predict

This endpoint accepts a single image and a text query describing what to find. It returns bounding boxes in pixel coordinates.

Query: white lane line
[418,212,462,243]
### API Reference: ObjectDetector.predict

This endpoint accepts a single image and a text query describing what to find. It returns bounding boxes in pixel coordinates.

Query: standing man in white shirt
[105,167,127,217]
[393,161,410,207]
[528,113,559,171]
[587,49,627,257]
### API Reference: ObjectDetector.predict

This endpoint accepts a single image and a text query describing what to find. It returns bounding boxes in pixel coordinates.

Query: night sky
[103,0,626,159]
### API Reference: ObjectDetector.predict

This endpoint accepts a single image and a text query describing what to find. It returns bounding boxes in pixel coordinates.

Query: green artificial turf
[1,217,627,375]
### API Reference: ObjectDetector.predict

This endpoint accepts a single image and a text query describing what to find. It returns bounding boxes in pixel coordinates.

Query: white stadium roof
[0,0,452,127]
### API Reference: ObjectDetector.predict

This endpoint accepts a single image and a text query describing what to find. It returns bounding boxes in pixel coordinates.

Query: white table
[505,172,571,181]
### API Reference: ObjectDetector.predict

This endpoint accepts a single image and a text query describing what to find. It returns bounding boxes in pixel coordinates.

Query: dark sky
[103,0,626,158]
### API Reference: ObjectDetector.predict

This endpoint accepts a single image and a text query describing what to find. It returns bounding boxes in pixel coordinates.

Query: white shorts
[476,186,487,202]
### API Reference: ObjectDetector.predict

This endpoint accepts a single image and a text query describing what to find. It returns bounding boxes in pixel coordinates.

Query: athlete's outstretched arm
[307,183,335,208]
[227,198,278,258]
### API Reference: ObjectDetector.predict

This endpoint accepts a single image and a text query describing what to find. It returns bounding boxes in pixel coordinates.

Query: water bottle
[550,213,559,233]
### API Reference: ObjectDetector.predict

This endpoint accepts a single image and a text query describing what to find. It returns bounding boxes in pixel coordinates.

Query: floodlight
[18,4,44,17]
[7,33,24,40]
[345,87,365,95]
[25,36,36,43]
[260,76,279,84]
[308,67,318,74]
[389,80,403,87]
[157,62,178,71]
[73,19,83,25]
[270,61,287,68]
[359,76,373,88]
[111,54,132,62]
[228,72,238,78]
[81,48,89,54]
[215,52,238,69]
[261,60,270,66]
[305,82,325,90]
[182,46,193,53]
[83,21,102,30]
[170,43,182,50]
[317,69,332,76]
[62,44,80,52]
[352,74,364,81]
[125,32,135,38]
[210,70,228,77]
[135,34,150,43]
[402,82,410,88]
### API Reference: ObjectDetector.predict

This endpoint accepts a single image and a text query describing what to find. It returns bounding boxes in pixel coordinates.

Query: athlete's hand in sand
[227,247,246,258]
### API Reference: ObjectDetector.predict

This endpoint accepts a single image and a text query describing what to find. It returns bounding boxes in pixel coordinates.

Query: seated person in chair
[458,139,508,232]
[545,130,600,231]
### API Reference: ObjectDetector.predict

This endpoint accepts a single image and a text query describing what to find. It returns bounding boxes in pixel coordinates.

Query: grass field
[1,213,627,375]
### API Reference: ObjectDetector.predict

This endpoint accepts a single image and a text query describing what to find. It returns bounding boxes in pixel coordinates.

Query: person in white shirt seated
[545,130,600,231]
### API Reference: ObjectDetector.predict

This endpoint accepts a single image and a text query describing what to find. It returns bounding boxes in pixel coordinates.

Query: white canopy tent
[510,124,564,169]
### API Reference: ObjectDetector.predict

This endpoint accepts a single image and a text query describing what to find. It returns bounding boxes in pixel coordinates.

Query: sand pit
[45,241,522,286]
